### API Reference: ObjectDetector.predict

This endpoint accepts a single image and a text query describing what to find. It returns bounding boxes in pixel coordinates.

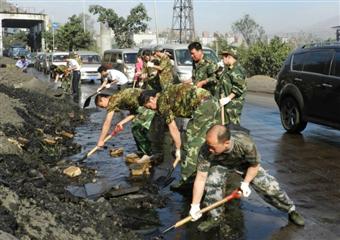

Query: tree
[208,33,230,55]
[3,31,28,48]
[89,4,150,48]
[240,36,293,77]
[43,15,95,51]
[232,14,266,46]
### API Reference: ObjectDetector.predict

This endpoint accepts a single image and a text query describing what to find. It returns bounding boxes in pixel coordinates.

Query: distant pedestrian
[15,56,29,72]
[148,45,173,90]
[65,54,81,95]
[97,66,129,92]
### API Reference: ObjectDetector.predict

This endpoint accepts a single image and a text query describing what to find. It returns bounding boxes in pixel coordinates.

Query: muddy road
[10,68,340,239]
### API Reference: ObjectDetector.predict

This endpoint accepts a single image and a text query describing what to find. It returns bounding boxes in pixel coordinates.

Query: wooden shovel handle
[87,134,112,157]
[174,190,241,228]
[172,156,181,168]
[220,94,225,125]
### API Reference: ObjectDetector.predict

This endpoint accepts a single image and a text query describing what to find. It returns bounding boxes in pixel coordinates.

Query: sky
[6,0,340,36]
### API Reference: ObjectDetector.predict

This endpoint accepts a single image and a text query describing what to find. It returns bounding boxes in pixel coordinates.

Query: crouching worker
[189,124,304,232]
[95,88,155,159]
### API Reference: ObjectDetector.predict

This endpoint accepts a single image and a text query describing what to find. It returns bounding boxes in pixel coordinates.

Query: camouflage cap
[220,46,238,59]
[154,45,164,52]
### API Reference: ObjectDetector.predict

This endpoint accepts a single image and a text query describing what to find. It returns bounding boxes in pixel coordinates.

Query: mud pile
[0,58,164,239]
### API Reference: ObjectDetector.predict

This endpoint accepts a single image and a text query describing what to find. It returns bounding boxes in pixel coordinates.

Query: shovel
[162,189,241,234]
[77,128,121,164]
[154,156,181,188]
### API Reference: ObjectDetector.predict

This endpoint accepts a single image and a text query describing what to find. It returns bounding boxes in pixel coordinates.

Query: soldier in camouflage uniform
[189,125,305,232]
[138,84,221,186]
[95,88,155,156]
[188,42,219,97]
[140,50,162,92]
[218,47,247,125]
[148,45,173,90]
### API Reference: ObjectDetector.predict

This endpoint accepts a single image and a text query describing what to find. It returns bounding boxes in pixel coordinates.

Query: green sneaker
[197,217,220,232]
[289,211,305,226]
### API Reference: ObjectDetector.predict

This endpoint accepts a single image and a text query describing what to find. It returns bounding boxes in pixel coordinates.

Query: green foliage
[89,4,150,48]
[43,15,95,51]
[3,31,28,48]
[232,14,266,46]
[239,37,293,77]
[208,34,230,55]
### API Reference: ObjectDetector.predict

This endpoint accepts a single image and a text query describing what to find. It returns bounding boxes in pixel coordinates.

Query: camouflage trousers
[148,112,167,156]
[181,99,221,181]
[61,75,72,94]
[131,107,156,155]
[204,165,295,218]
[222,99,245,125]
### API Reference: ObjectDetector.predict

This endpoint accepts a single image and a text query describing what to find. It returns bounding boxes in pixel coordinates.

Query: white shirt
[68,59,81,71]
[107,69,128,85]
[16,59,28,69]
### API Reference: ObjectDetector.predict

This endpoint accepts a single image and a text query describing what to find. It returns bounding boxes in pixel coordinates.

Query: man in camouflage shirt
[148,45,173,90]
[140,50,162,92]
[138,84,221,186]
[95,88,155,157]
[189,125,305,232]
[189,42,219,97]
[218,47,247,125]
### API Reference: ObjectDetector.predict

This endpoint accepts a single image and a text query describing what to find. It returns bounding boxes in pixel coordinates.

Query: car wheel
[280,97,307,133]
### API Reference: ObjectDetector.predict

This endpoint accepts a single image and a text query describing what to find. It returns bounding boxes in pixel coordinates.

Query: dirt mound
[0,69,165,239]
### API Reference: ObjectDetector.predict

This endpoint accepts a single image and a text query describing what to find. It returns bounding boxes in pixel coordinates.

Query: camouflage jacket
[141,60,162,92]
[157,83,211,124]
[197,131,260,173]
[107,88,142,114]
[218,62,247,99]
[192,57,218,95]
[158,54,173,89]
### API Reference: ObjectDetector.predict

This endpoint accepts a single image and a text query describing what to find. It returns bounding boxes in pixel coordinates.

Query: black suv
[274,43,340,133]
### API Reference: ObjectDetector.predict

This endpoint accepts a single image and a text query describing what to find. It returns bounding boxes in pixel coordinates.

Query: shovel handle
[172,156,181,168]
[174,190,241,228]
[87,134,112,157]
[220,94,225,125]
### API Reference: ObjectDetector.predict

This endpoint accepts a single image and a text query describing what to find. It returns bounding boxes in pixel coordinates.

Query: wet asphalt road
[30,68,340,239]
[241,93,340,240]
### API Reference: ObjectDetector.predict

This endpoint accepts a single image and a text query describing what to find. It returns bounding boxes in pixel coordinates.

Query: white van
[78,51,101,82]
[161,44,219,82]
[102,49,138,83]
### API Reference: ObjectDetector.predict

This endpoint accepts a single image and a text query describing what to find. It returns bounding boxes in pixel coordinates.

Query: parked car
[102,48,138,83]
[274,42,340,133]
[48,52,69,78]
[161,44,219,83]
[8,43,26,58]
[78,51,101,83]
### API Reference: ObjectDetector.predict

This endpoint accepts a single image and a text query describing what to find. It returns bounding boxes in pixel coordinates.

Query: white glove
[217,60,224,68]
[189,203,202,221]
[147,61,154,68]
[175,149,181,161]
[240,181,251,197]
[219,96,231,107]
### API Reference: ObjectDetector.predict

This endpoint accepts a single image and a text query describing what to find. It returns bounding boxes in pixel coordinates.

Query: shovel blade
[83,96,92,108]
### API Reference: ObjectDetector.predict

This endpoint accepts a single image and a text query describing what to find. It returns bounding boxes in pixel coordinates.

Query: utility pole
[153,0,159,44]
[83,0,86,32]
[170,0,195,44]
